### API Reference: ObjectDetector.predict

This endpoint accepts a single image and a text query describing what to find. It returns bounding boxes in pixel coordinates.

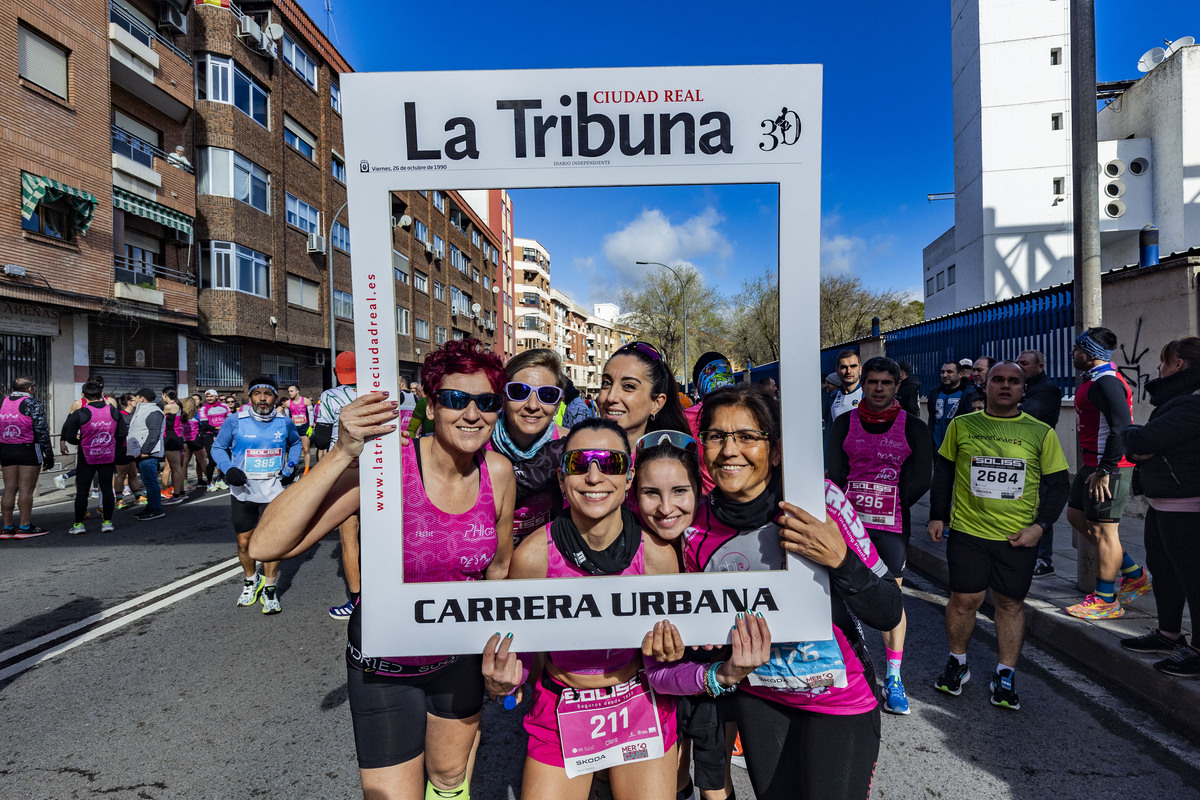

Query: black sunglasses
[432,389,503,413]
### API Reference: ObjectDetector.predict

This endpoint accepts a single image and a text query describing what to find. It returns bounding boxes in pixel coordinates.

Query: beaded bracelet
[704,661,738,697]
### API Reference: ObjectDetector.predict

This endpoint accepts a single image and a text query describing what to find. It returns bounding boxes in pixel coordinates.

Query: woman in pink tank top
[491,418,681,800]
[247,338,517,800]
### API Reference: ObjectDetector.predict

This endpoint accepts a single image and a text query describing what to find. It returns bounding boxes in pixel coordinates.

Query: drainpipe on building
[1139,224,1159,267]
[327,201,349,387]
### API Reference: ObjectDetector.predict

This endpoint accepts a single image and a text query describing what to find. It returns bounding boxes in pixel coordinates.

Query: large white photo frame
[343,65,825,656]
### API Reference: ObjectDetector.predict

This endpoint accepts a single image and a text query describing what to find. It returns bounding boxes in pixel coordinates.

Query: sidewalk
[907,494,1200,738]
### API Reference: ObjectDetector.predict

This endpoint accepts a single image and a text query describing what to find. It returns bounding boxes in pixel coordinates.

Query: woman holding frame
[250,338,516,800]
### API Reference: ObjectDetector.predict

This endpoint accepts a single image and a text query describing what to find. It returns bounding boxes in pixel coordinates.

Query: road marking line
[0,565,244,682]
[34,490,231,509]
[0,556,241,665]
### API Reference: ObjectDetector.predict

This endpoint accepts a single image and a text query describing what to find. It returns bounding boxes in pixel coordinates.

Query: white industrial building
[923,0,1198,319]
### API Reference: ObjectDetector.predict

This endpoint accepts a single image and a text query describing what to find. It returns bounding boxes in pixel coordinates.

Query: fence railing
[879,283,1076,397]
[109,1,192,63]
[114,254,197,287]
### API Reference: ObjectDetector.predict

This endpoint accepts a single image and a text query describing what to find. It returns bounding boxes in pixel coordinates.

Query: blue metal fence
[882,284,1076,396]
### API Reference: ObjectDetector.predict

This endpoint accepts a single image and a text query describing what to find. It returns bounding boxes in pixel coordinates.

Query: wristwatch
[1036,521,1052,534]
[1093,467,1110,478]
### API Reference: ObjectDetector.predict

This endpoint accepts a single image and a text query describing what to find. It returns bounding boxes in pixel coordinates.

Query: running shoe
[68,523,86,535]
[261,585,281,615]
[116,496,136,511]
[989,669,1020,710]
[54,474,68,490]
[1032,559,1055,578]
[237,574,264,607]
[881,675,910,714]
[214,480,228,491]
[89,487,100,500]
[730,732,746,769]
[1155,648,1200,678]
[328,600,355,620]
[1117,572,1153,604]
[122,487,132,496]
[136,495,149,506]
[12,524,50,539]
[1122,629,1189,655]
[197,481,209,491]
[0,525,14,540]
[207,481,220,492]
[161,486,174,499]
[101,520,115,533]
[135,508,165,521]
[934,657,970,696]
[161,496,185,506]
[1066,593,1124,619]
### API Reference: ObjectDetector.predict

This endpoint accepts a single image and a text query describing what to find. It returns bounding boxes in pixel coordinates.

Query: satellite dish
[471,302,482,314]
[1137,47,1166,72]
[1166,36,1195,57]
[266,23,284,41]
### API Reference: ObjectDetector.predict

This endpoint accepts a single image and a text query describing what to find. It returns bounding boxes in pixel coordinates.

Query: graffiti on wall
[1117,317,1152,404]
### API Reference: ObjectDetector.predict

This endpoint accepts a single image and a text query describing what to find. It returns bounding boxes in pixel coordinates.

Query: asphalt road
[1,489,1198,799]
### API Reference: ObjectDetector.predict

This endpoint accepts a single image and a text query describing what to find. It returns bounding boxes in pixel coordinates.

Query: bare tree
[727,269,781,367]
[619,266,727,378]
[819,274,923,347]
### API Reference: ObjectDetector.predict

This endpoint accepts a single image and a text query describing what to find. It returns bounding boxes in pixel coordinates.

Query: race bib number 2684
[969,456,1026,500]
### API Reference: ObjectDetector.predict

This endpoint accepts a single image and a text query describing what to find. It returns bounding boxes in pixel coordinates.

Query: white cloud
[820,215,896,275]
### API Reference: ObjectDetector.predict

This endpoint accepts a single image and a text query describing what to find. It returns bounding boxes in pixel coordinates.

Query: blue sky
[300,0,1199,306]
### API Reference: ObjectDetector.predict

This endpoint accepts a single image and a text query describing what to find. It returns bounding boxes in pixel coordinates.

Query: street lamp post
[637,260,688,387]
[326,201,349,387]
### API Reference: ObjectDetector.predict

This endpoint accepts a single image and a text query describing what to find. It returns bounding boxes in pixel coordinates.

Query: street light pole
[637,260,688,387]
[326,201,349,387]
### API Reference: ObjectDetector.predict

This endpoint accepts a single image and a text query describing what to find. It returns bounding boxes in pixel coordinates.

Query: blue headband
[1074,332,1113,362]
[249,383,277,395]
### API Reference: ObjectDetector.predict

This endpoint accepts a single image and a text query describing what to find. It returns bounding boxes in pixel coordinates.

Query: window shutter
[19,27,68,99]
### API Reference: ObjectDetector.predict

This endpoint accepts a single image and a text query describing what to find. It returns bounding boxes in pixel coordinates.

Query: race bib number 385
[970,456,1026,500]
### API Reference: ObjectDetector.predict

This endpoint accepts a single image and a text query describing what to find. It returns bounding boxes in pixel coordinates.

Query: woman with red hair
[252,338,516,800]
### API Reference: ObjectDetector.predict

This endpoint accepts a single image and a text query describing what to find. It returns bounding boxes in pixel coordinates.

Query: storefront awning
[112,187,194,235]
[21,172,98,235]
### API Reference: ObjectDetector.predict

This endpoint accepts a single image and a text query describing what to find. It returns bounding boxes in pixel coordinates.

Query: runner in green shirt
[927,361,1070,711]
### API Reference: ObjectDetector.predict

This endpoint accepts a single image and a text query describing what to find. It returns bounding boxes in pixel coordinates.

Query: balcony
[114,253,195,288]
[109,1,192,122]
[112,126,195,217]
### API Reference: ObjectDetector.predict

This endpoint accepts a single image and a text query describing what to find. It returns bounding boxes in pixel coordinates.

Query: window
[435,326,448,345]
[397,306,410,335]
[284,116,316,161]
[112,111,160,168]
[281,33,317,89]
[19,25,68,100]
[22,195,72,240]
[197,148,270,213]
[492,248,499,265]
[433,280,445,301]
[415,318,430,341]
[433,191,445,212]
[472,230,480,247]
[926,277,935,297]
[120,231,160,281]
[331,153,346,182]
[393,250,410,284]
[413,270,428,292]
[450,244,469,274]
[433,235,446,259]
[1053,177,1065,196]
[262,354,299,385]
[202,241,270,297]
[413,220,428,244]
[287,274,320,309]
[472,268,480,283]
[334,289,354,319]
[482,275,490,290]
[197,55,269,128]
[450,287,473,316]
[522,292,538,306]
[1050,113,1063,131]
[330,82,341,113]
[286,193,320,234]
[936,271,946,291]
[452,329,468,341]
[1050,48,1062,66]
[947,265,956,285]
[331,221,351,253]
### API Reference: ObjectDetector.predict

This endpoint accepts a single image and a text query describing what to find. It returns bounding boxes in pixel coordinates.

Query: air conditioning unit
[157,5,187,35]
[434,248,444,262]
[307,233,326,253]
[238,15,262,41]
[314,352,327,366]
[424,241,434,254]
[167,228,192,245]
[256,31,278,58]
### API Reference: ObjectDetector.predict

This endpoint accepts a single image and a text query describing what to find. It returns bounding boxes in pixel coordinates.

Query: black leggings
[75,462,116,523]
[1143,507,1200,634]
[733,692,880,800]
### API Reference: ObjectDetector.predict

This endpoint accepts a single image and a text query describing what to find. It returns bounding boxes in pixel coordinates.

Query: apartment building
[388,190,501,385]
[3,0,198,426]
[513,237,552,353]
[582,302,636,392]
[549,288,589,389]
[459,189,516,361]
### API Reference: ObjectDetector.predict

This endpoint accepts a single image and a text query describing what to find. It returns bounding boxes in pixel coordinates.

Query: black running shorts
[0,443,41,467]
[230,497,267,534]
[946,529,1038,600]
[1068,465,1132,523]
[866,527,909,577]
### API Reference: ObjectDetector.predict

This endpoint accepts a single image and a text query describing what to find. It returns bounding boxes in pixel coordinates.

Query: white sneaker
[236,574,264,607]
[89,488,100,499]
[122,487,132,497]
[54,474,68,490]
[101,520,114,533]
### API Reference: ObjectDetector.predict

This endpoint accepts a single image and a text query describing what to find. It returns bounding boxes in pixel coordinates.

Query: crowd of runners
[4,325,1200,799]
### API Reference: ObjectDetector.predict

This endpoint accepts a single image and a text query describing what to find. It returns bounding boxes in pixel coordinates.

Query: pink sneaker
[1117,572,1152,604]
[1066,593,1124,620]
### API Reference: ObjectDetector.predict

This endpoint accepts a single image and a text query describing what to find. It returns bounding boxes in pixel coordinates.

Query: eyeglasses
[698,429,771,448]
[635,430,697,455]
[432,389,503,413]
[616,341,662,361]
[561,449,631,476]
[504,382,563,406]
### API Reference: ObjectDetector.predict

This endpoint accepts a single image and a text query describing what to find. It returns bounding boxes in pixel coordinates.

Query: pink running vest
[80,404,119,464]
[841,409,912,534]
[545,522,645,675]
[0,396,34,444]
[287,398,309,426]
